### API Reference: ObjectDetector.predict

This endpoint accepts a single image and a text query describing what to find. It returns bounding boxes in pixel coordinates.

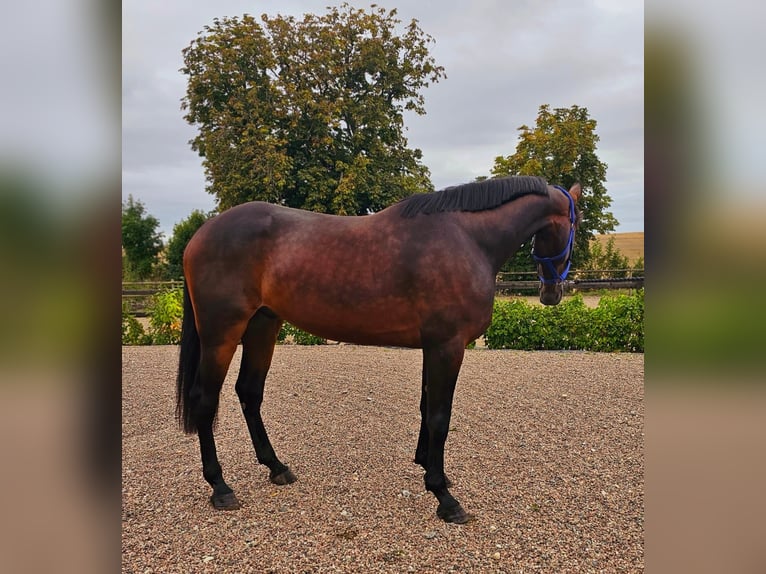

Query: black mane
[397,176,549,218]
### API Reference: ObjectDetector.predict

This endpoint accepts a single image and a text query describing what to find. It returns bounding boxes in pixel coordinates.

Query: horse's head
[532,183,582,305]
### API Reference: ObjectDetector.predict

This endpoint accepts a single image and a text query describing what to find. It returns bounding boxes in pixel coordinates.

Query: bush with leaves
[148,288,184,345]
[588,290,644,352]
[122,306,151,345]
[485,290,643,352]
[279,322,327,345]
[485,295,590,350]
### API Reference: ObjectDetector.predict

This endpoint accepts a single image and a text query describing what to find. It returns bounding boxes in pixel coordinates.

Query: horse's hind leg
[236,308,296,486]
[194,339,242,510]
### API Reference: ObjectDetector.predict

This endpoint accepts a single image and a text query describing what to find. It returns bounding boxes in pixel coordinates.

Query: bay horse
[176,175,581,523]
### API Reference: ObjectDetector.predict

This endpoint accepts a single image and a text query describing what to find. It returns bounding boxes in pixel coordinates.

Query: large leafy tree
[491,104,617,271]
[163,209,211,280]
[181,3,445,215]
[121,196,163,280]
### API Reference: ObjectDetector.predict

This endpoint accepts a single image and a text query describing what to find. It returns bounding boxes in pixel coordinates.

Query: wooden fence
[123,270,643,316]
[122,281,183,317]
[495,269,644,293]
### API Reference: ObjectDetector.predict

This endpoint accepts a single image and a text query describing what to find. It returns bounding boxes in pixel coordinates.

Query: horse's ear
[568,182,582,202]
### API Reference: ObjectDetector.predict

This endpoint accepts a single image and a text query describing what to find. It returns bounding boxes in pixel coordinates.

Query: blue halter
[532,185,576,285]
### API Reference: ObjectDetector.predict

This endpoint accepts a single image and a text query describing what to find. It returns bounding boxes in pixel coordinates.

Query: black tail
[176,281,200,434]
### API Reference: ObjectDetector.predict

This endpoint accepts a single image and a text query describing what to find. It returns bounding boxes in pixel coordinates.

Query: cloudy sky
[123,0,643,238]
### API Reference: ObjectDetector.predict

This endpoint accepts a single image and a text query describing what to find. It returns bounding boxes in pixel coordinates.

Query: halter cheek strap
[532,185,576,285]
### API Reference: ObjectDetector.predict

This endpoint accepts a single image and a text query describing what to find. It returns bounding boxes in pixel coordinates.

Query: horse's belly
[275,297,423,347]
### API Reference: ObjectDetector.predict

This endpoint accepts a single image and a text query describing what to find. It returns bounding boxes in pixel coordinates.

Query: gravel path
[122,345,643,573]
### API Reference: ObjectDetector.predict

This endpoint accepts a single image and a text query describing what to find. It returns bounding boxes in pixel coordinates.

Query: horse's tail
[176,281,200,434]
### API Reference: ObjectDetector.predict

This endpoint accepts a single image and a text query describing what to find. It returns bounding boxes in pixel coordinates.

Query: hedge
[484,290,643,352]
[123,287,643,352]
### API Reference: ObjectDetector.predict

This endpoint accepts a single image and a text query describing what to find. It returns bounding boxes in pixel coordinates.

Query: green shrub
[122,307,151,345]
[484,298,538,350]
[589,289,644,352]
[484,291,643,352]
[485,295,588,350]
[276,321,288,343]
[148,288,184,345]
[278,322,327,345]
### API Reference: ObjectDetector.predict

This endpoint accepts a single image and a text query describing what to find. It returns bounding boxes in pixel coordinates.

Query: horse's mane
[397,175,549,218]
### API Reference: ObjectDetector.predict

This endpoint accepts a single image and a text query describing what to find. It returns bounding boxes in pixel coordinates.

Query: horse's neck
[463,194,554,273]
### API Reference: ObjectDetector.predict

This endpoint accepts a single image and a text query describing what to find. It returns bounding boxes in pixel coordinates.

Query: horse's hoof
[270,468,297,485]
[436,502,474,524]
[210,491,240,510]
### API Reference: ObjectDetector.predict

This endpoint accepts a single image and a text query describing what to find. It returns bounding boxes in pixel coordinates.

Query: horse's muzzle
[539,282,563,306]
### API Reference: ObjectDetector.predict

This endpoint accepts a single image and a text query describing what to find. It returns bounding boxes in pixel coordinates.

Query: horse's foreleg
[422,340,471,524]
[236,309,296,486]
[414,361,429,468]
[192,342,240,510]
[414,361,453,488]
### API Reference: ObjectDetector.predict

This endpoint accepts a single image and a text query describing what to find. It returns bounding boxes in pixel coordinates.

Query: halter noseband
[532,185,576,285]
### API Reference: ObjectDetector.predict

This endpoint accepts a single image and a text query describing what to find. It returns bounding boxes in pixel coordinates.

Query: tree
[491,104,617,271]
[163,210,211,280]
[181,3,445,215]
[122,195,163,280]
[581,237,631,278]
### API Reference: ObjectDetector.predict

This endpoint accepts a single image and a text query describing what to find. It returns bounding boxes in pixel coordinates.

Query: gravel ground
[122,345,643,573]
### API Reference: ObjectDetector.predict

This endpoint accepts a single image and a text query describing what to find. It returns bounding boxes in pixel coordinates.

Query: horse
[176,175,581,524]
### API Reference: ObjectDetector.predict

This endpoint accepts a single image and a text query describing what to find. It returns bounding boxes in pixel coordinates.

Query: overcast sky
[123,0,643,238]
